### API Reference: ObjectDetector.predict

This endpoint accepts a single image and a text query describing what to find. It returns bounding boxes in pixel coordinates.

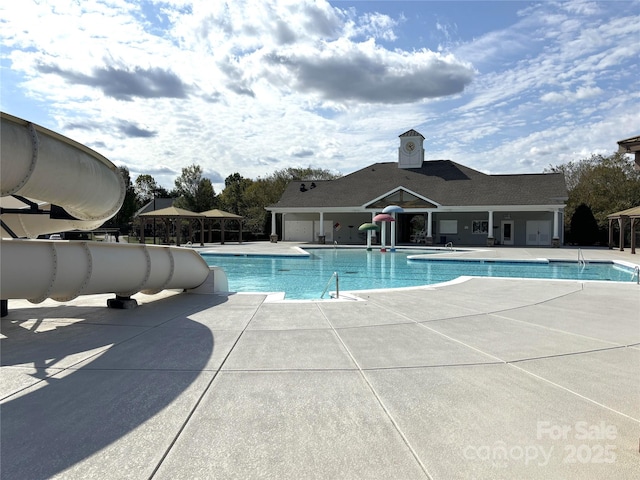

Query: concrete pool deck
[1,243,639,479]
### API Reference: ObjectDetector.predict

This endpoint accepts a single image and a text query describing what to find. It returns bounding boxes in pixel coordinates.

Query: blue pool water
[200,248,637,300]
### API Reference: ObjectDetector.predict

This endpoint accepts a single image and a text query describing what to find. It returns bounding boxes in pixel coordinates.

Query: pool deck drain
[1,244,639,479]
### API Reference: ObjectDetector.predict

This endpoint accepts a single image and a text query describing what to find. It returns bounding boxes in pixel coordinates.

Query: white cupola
[398,129,425,169]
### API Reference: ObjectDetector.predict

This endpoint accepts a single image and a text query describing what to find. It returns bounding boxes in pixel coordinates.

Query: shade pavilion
[200,209,243,244]
[138,206,205,246]
[607,205,640,254]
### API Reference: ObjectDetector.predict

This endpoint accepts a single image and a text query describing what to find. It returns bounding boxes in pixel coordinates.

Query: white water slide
[1,112,227,310]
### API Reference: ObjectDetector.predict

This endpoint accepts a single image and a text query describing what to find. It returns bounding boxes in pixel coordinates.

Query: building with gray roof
[267,130,568,247]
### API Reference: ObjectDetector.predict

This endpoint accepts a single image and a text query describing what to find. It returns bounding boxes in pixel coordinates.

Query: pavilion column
[631,218,636,254]
[426,211,433,245]
[199,219,204,246]
[552,209,560,247]
[221,220,226,245]
[318,211,325,244]
[487,210,495,246]
[140,218,145,244]
[174,220,179,246]
[270,212,278,242]
[608,218,614,249]
[618,217,626,251]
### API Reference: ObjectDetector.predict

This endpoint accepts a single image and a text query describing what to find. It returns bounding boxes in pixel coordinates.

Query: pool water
[200,248,637,300]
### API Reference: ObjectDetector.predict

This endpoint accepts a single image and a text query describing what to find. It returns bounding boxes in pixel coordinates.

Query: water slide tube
[1,112,227,307]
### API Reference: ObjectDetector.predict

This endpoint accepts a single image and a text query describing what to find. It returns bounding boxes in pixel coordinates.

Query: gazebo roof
[606,206,640,219]
[617,135,640,153]
[200,209,243,219]
[139,206,205,218]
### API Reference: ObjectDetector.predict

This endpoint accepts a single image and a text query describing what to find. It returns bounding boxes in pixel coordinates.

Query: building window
[440,220,458,234]
[472,220,489,234]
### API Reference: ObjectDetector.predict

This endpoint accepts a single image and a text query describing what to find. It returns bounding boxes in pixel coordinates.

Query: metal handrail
[445,241,454,250]
[578,248,586,267]
[320,271,339,299]
[634,266,640,285]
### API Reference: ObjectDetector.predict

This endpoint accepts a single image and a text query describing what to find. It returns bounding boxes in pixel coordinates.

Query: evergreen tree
[570,203,599,245]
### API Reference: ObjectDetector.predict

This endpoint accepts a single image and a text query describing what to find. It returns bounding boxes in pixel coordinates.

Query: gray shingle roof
[399,129,425,139]
[271,160,567,209]
[134,197,175,217]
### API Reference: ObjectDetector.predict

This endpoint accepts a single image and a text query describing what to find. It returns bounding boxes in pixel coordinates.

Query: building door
[501,220,514,245]
[526,220,551,246]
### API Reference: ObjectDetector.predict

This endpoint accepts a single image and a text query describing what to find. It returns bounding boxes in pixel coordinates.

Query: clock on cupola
[398,129,425,169]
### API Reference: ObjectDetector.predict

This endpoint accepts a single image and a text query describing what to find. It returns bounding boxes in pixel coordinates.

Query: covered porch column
[487,210,495,246]
[631,217,637,254]
[270,211,278,243]
[425,210,433,245]
[552,209,560,247]
[318,211,325,244]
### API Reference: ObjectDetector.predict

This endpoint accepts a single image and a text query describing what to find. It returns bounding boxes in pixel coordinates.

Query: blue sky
[1,0,638,191]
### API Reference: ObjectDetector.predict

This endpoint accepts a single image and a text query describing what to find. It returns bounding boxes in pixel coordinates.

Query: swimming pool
[200,248,638,300]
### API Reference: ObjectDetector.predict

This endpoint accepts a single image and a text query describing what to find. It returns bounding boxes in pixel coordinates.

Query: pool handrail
[320,271,339,299]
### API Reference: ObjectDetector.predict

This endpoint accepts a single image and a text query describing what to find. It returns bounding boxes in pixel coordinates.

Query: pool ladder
[445,241,454,251]
[321,271,339,299]
[633,266,640,285]
[578,249,587,268]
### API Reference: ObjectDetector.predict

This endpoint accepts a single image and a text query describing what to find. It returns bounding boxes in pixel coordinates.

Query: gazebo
[201,209,243,244]
[617,135,640,170]
[607,206,640,254]
[138,206,205,246]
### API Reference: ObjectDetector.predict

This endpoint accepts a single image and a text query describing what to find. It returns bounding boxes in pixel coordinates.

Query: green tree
[546,151,640,235]
[570,203,599,245]
[219,173,253,215]
[241,167,341,236]
[242,178,280,234]
[194,178,217,212]
[172,165,218,212]
[134,174,169,204]
[173,164,204,211]
[107,166,138,232]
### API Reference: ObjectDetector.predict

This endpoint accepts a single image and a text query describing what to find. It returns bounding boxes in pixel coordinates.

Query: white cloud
[1,0,638,192]
[541,86,603,103]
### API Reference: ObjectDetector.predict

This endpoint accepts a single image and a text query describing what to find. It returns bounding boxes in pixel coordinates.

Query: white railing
[321,271,339,299]
[578,248,587,267]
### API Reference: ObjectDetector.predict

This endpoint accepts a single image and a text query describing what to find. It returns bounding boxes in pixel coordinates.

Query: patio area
[1,244,639,479]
